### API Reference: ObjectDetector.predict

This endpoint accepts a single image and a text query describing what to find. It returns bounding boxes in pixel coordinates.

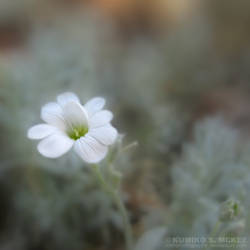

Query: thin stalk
[210,221,221,238]
[203,221,221,250]
[91,164,133,250]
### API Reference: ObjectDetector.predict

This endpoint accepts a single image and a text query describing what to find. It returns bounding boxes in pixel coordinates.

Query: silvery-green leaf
[134,227,167,250]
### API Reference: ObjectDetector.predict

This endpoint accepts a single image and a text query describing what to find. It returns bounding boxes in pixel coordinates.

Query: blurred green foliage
[1,1,250,250]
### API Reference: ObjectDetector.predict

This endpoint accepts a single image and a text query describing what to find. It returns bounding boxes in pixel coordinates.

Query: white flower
[27,92,118,163]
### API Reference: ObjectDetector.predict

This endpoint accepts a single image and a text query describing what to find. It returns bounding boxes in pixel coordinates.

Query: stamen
[68,126,88,140]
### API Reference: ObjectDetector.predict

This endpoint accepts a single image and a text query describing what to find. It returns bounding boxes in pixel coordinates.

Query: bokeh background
[1,0,250,249]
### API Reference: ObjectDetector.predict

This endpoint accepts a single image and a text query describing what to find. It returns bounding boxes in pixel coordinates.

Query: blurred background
[1,0,250,249]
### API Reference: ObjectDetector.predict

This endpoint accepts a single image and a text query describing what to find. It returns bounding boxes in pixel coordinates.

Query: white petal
[37,133,74,158]
[89,110,113,128]
[84,97,105,117]
[57,92,80,107]
[63,101,89,128]
[88,125,118,146]
[41,102,66,130]
[27,124,57,139]
[74,135,108,163]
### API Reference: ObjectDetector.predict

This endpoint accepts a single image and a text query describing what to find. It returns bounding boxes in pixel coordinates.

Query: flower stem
[91,164,133,250]
[112,190,133,250]
[210,221,221,238]
[203,220,221,249]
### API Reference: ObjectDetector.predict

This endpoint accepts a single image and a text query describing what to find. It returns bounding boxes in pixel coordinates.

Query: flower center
[68,126,88,140]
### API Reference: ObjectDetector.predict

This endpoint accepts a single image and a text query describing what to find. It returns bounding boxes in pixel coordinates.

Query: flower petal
[84,97,105,117]
[74,135,108,163]
[57,92,80,107]
[63,101,89,128]
[37,133,74,158]
[88,125,118,146]
[89,110,113,128]
[41,102,66,130]
[27,124,57,139]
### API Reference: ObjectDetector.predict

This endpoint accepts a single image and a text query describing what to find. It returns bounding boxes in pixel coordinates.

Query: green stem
[203,221,221,250]
[113,190,133,250]
[210,221,221,238]
[91,164,133,250]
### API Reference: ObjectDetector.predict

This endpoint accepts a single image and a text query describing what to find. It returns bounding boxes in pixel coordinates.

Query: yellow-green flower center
[68,126,88,140]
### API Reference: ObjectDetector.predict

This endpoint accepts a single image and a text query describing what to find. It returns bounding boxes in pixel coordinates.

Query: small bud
[219,199,243,222]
